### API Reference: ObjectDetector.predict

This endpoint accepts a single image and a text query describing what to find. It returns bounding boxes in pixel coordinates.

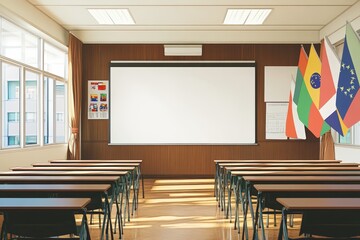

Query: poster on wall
[88,80,109,119]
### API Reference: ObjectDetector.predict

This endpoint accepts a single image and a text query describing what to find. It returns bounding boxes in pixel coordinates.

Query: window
[1,18,40,68]
[0,17,68,150]
[44,76,54,144]
[8,136,20,146]
[44,42,66,78]
[25,136,37,145]
[55,81,66,143]
[43,77,67,144]
[25,71,39,146]
[56,113,64,122]
[338,123,360,146]
[7,112,19,122]
[2,63,20,148]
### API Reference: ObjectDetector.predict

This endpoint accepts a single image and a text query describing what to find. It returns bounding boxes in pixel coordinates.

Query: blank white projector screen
[110,62,256,145]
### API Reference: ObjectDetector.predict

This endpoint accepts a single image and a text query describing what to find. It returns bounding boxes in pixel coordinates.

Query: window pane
[44,42,66,78]
[25,70,39,145]
[339,131,352,144]
[1,19,39,68]
[44,76,54,144]
[2,63,20,148]
[55,81,66,143]
[354,123,360,145]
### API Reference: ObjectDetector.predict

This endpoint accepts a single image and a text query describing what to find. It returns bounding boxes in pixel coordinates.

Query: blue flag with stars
[336,37,359,120]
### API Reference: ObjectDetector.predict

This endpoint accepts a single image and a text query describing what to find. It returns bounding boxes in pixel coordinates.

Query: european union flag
[336,37,359,119]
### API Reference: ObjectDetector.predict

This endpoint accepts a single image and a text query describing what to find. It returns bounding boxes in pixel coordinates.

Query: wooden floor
[88,178,302,240]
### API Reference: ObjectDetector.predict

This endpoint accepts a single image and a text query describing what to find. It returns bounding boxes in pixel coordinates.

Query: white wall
[335,144,360,163]
[0,144,67,171]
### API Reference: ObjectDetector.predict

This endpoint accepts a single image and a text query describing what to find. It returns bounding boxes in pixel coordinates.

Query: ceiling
[26,0,359,44]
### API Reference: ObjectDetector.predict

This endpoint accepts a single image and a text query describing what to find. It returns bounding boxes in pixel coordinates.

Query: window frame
[0,17,68,150]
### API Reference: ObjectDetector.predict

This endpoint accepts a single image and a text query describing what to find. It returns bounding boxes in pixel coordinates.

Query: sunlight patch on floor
[145,196,215,204]
[169,192,213,197]
[130,215,193,222]
[155,179,214,184]
[161,222,219,229]
[151,184,213,191]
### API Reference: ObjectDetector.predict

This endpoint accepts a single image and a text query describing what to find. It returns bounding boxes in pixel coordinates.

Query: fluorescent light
[224,9,250,24]
[88,9,135,25]
[164,45,202,56]
[246,9,271,25]
[223,9,271,25]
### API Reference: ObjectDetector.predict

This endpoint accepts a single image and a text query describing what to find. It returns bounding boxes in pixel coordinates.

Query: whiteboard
[264,66,297,102]
[110,62,256,145]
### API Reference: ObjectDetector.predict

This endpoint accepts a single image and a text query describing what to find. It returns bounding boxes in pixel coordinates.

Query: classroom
[0,1,360,239]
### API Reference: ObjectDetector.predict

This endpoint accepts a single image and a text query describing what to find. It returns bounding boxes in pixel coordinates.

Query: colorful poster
[88,80,109,119]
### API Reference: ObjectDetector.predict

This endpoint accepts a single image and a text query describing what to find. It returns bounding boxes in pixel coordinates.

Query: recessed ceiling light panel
[223,9,271,25]
[88,9,135,25]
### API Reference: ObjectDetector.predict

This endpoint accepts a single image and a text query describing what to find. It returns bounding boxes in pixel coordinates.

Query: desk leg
[252,192,262,240]
[140,164,145,199]
[258,196,266,240]
[281,208,289,240]
[226,175,233,219]
[214,164,218,199]
[241,183,250,240]
[131,170,137,215]
[81,209,91,240]
[115,197,123,239]
[234,178,239,229]
[239,179,248,239]
[105,196,114,240]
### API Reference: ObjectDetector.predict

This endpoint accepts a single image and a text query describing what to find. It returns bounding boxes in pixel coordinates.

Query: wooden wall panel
[81,44,320,177]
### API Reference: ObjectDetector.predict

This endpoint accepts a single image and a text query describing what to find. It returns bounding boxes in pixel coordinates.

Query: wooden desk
[14,166,139,218]
[33,163,143,200]
[243,175,360,184]
[277,198,360,240]
[0,184,113,240]
[0,170,131,233]
[48,160,145,198]
[213,160,342,201]
[0,175,120,184]
[230,175,360,238]
[219,167,360,220]
[11,166,135,171]
[219,163,357,210]
[251,184,360,240]
[33,163,141,167]
[0,197,91,240]
[0,170,127,176]
[50,160,143,163]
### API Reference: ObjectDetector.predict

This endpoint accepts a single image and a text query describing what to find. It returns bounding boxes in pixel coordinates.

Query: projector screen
[109,62,256,145]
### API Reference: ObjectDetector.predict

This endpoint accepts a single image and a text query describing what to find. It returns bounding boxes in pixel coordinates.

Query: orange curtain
[67,34,83,160]
[319,131,335,160]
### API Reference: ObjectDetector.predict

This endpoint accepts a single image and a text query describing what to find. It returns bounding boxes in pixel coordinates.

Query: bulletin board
[88,80,109,120]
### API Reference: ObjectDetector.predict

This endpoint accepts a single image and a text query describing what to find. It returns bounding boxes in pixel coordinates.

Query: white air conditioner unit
[164,45,202,56]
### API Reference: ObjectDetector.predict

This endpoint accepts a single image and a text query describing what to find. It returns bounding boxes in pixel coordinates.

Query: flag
[296,45,331,138]
[286,75,306,139]
[293,46,308,106]
[319,37,348,136]
[336,22,360,129]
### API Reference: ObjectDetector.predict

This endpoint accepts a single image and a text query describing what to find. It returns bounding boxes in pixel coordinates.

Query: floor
[87,178,302,240]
